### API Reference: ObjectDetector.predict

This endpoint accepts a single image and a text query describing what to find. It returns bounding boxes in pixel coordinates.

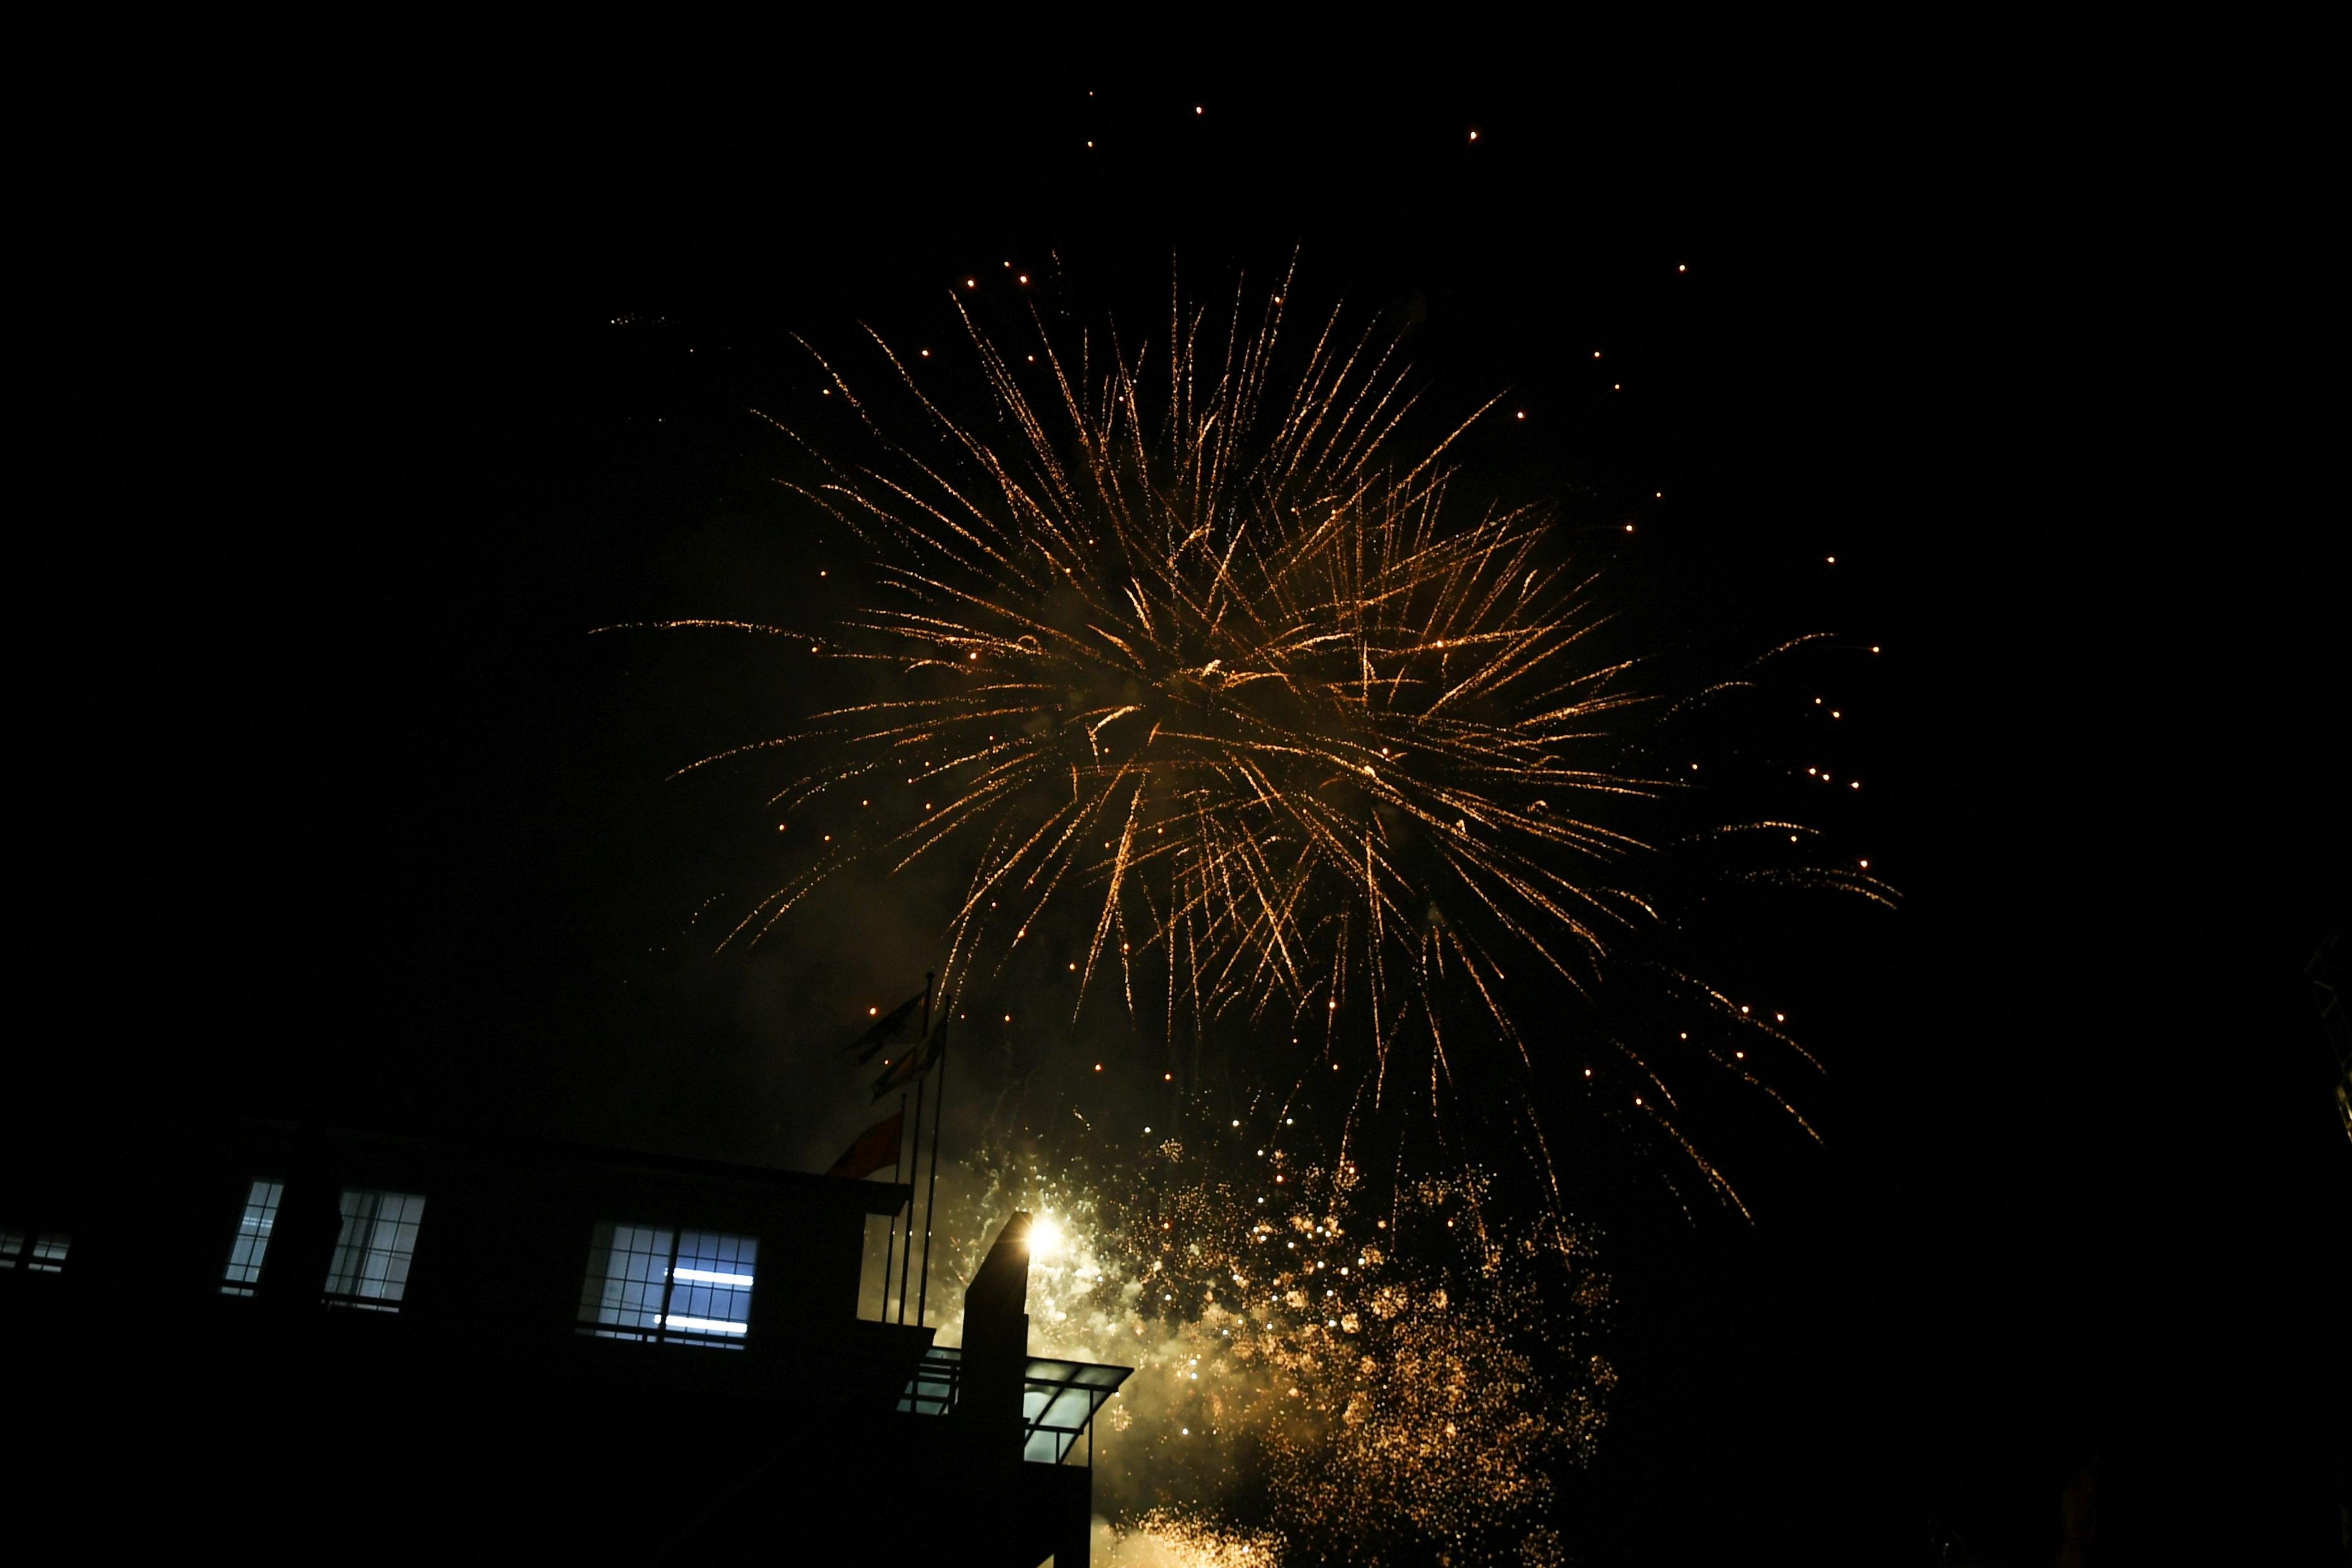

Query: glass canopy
[896,1347,1133,1465]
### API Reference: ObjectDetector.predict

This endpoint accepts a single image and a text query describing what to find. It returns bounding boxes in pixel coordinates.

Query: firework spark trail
[620,266,1897,1209]
[916,1128,1611,1567]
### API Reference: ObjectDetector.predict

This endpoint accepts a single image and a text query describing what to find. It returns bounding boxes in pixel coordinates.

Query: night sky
[26,21,2346,1563]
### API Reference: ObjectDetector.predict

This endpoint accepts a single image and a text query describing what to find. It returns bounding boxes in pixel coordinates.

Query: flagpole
[876,1090,906,1320]
[916,999,949,1326]
[890,972,931,1325]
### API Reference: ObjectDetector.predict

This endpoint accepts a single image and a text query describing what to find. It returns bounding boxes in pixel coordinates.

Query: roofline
[232,1115,912,1217]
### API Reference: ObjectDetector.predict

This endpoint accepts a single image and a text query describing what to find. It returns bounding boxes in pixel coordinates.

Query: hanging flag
[825,1107,905,1181]
[841,991,926,1065]
[872,999,950,1102]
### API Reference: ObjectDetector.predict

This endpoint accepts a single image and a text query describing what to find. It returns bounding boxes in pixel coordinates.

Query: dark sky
[27,21,2346,1563]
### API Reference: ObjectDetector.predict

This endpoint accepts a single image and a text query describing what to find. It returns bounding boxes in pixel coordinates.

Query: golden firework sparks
[919,1129,1610,1566]
[620,265,1896,1210]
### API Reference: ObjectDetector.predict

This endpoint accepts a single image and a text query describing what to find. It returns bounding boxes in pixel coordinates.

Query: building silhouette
[2,1118,1126,1562]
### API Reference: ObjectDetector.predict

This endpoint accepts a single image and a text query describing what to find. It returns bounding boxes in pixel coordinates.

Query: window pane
[667,1231,757,1347]
[580,1222,673,1340]
[222,1179,285,1294]
[322,1189,427,1310]
[576,1224,756,1349]
[0,1230,67,1271]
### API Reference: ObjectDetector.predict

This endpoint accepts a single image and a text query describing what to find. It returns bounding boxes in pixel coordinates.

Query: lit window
[221,1179,284,1296]
[0,1230,71,1273]
[578,1223,758,1349]
[322,1189,427,1311]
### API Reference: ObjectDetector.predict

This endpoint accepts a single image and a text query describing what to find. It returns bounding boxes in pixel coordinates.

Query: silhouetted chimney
[957,1210,1033,1458]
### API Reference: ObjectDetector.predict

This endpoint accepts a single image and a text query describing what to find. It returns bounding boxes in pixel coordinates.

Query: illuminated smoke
[919,1119,1611,1566]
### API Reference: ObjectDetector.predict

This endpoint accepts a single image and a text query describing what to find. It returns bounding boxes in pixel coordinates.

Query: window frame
[576,1221,760,1350]
[320,1188,429,1312]
[220,1177,286,1297]
[0,1230,72,1274]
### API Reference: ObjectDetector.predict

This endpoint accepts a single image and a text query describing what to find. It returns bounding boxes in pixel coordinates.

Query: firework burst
[625,264,1893,1210]
[924,1123,1611,1567]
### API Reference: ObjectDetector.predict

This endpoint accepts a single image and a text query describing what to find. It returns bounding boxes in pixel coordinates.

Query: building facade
[3,1119,1124,1563]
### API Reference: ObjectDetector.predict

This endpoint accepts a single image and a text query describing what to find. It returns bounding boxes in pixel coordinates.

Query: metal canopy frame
[896,1346,1134,1465]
